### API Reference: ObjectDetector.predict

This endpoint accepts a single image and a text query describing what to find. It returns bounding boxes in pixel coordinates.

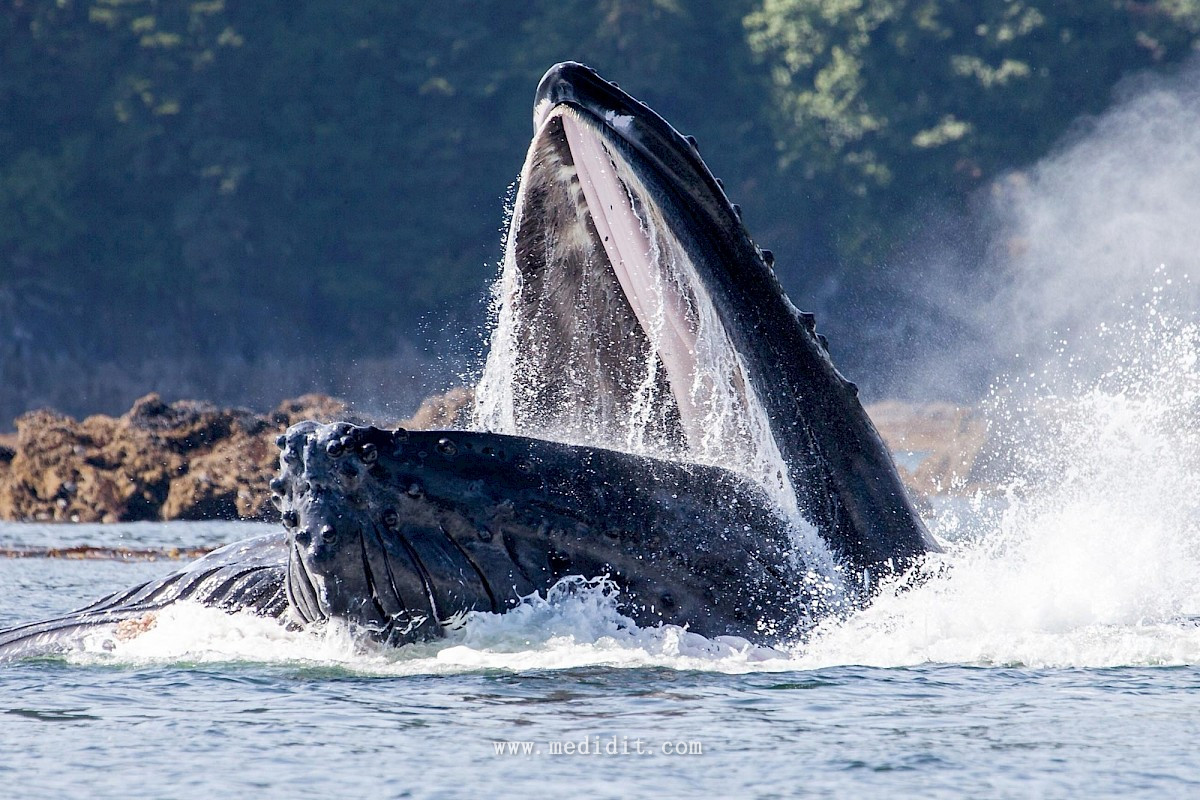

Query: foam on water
[70,579,795,675]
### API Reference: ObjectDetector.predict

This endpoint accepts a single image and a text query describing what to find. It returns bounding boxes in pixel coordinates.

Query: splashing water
[798,296,1200,669]
[80,306,1200,673]
[72,579,795,675]
[472,115,800,522]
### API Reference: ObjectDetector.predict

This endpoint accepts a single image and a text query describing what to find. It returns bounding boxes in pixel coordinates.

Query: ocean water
[3,311,1199,798]
[3,347,1200,800]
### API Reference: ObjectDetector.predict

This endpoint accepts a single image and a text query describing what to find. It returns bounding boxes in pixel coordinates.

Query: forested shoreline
[2,1,1197,422]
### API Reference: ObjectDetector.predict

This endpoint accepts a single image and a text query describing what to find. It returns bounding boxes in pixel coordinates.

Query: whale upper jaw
[483,61,937,571]
[531,62,739,242]
[490,64,795,493]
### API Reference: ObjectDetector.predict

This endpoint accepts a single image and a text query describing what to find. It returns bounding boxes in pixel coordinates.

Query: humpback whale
[0,63,936,658]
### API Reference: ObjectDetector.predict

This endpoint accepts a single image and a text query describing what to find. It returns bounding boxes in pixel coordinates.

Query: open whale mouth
[272,63,935,645]
[474,63,798,514]
[477,64,932,585]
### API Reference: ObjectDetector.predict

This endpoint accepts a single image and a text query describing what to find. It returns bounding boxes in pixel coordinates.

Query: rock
[866,401,990,499]
[0,433,17,506]
[399,386,474,429]
[0,393,351,522]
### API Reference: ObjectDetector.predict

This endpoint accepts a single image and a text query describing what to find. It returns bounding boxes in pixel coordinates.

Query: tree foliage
[745,0,1200,263]
[0,0,1197,415]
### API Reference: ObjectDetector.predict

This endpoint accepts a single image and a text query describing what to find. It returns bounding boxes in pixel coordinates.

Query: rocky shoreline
[0,390,990,523]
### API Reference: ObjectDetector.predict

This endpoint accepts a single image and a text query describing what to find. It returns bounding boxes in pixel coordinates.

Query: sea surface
[3,308,1199,798]
[1,511,1198,799]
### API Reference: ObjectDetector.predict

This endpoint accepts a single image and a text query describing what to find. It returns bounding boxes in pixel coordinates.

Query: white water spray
[800,300,1200,668]
[474,108,810,529]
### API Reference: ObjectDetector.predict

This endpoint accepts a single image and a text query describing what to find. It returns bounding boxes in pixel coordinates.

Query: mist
[862,55,1200,402]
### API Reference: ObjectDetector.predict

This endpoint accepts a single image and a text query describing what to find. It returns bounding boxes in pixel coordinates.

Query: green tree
[745,0,1200,267]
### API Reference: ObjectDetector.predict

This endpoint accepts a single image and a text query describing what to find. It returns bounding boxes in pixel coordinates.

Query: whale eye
[320,525,337,545]
[382,508,400,530]
[360,442,378,464]
[436,438,457,457]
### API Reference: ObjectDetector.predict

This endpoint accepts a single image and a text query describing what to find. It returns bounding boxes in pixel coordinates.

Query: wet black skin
[278,423,813,645]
